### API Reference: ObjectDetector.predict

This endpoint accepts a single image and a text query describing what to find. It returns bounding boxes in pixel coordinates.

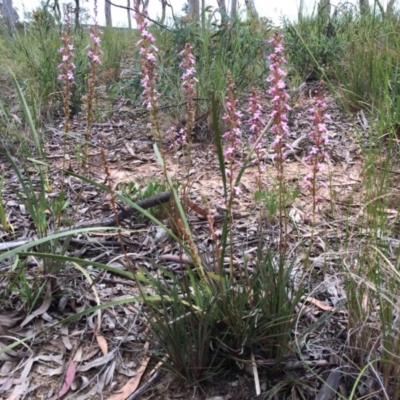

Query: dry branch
[0,192,171,252]
[71,191,171,229]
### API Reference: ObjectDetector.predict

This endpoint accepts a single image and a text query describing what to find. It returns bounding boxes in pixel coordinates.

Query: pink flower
[234,186,242,196]
[267,31,290,163]
[92,54,101,64]
[271,134,282,148]
[57,8,75,129]
[58,23,75,86]
[146,53,156,62]
[222,72,243,197]
[133,0,160,114]
[85,0,103,134]
[167,42,198,148]
[224,147,235,157]
[87,10,103,68]
[303,81,330,210]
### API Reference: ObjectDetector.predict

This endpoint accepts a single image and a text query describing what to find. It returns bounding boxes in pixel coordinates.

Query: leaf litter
[0,78,387,399]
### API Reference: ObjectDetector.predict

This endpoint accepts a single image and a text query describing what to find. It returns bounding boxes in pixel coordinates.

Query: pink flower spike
[134,0,160,121]
[58,8,76,131]
[221,71,243,199]
[247,87,266,190]
[303,81,330,215]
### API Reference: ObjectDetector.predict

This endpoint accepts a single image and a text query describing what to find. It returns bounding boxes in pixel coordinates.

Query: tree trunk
[74,0,80,28]
[318,0,330,24]
[244,0,258,18]
[160,0,167,24]
[216,0,227,14]
[201,0,205,27]
[359,0,370,14]
[127,0,132,28]
[386,0,395,16]
[3,0,16,33]
[53,0,62,24]
[216,0,229,22]
[298,0,305,20]
[105,0,112,27]
[231,0,237,18]
[44,0,61,23]
[188,0,200,21]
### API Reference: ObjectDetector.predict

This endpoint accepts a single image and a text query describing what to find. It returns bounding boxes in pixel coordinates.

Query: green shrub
[283,11,347,80]
[125,15,272,119]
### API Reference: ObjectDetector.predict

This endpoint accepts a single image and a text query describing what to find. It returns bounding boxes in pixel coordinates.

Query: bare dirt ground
[0,80,379,399]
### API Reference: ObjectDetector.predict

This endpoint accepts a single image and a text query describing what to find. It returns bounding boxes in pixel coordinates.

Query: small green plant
[14,259,49,313]
[0,76,71,308]
[255,184,300,222]
[120,179,169,218]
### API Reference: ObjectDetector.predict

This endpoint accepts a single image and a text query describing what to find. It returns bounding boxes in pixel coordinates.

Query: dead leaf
[362,292,369,312]
[50,359,76,400]
[80,348,99,362]
[71,375,90,392]
[61,324,72,350]
[0,361,14,376]
[0,312,21,335]
[77,350,116,372]
[11,114,21,124]
[106,343,150,400]
[37,365,64,377]
[304,297,334,311]
[0,341,29,362]
[103,360,116,387]
[316,369,342,400]
[73,347,83,362]
[8,357,34,400]
[7,391,23,400]
[96,335,108,356]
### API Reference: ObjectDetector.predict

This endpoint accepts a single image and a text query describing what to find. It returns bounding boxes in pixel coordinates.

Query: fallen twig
[0,192,171,252]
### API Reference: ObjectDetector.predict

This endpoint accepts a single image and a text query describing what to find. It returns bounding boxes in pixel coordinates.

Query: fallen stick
[69,191,171,230]
[0,192,171,252]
